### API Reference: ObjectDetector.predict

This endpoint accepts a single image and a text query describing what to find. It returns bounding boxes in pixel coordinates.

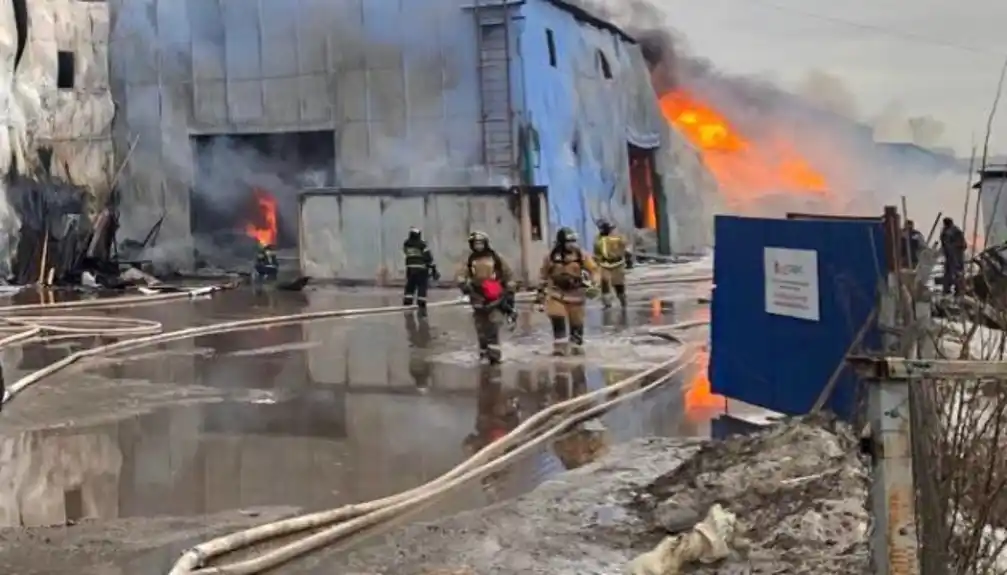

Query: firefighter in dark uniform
[593,218,633,308]
[940,217,967,295]
[402,227,439,313]
[537,227,599,356]
[254,243,279,281]
[456,231,516,364]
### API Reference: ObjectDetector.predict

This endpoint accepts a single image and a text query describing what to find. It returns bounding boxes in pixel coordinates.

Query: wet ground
[0,273,715,574]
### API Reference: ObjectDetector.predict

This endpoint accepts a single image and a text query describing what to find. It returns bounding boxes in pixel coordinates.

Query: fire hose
[169,345,701,575]
[0,271,712,402]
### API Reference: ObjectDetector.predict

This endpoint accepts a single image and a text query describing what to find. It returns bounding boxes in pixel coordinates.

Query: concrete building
[107,0,714,279]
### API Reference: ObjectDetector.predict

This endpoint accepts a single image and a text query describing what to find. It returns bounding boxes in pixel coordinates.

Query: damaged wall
[24,0,115,195]
[108,0,499,269]
[515,0,715,252]
[0,0,114,272]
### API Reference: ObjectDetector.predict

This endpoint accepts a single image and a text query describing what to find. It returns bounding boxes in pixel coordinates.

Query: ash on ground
[299,419,870,575]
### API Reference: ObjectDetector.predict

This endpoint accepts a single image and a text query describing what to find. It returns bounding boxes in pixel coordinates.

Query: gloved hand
[459,281,472,295]
[430,268,441,281]
[535,288,546,312]
[585,285,601,299]
[625,255,634,269]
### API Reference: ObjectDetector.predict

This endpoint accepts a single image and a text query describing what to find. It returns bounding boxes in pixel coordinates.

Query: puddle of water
[0,358,704,528]
[0,285,715,528]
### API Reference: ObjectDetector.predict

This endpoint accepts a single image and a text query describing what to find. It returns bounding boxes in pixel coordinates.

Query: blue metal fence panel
[709,215,886,420]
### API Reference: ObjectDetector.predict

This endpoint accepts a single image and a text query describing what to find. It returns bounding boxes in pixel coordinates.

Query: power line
[707,0,1007,57]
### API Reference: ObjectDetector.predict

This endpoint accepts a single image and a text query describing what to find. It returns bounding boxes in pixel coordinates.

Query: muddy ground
[0,266,719,574]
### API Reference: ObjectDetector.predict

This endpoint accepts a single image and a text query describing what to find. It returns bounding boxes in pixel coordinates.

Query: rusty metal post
[867,205,921,575]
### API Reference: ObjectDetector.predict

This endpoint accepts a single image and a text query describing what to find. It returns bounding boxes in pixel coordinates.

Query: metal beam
[848,356,1007,379]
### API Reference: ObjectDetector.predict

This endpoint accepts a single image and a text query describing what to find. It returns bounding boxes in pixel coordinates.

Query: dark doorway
[628,144,668,254]
[189,131,335,269]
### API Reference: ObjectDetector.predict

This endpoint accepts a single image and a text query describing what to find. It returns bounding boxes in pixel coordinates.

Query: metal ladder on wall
[474,0,516,180]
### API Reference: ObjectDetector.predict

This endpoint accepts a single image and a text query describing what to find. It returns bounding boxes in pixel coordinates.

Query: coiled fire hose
[168,345,700,575]
[0,287,226,351]
[0,289,229,402]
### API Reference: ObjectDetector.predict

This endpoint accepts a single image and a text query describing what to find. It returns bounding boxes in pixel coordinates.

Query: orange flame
[685,349,724,414]
[245,188,277,246]
[660,90,829,206]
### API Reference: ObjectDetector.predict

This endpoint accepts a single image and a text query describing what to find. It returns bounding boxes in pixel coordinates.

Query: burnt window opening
[546,29,556,67]
[57,51,75,89]
[529,188,544,241]
[597,50,612,79]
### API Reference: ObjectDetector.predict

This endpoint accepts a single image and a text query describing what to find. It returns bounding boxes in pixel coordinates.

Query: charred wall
[107,0,490,270]
[515,0,715,253]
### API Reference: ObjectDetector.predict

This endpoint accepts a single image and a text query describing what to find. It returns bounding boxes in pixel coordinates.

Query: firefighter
[537,227,600,356]
[254,243,279,281]
[402,227,439,313]
[593,218,633,308]
[940,217,967,295]
[456,231,516,364]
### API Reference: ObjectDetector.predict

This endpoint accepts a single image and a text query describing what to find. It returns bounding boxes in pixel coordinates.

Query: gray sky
[661,0,1007,156]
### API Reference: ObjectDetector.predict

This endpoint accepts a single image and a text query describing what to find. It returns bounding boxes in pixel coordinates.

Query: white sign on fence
[764,247,820,321]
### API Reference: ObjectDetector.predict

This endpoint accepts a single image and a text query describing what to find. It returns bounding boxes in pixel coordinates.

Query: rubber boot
[550,316,568,356]
[570,326,585,356]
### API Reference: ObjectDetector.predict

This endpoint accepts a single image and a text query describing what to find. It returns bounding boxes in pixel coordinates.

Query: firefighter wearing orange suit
[456,231,517,364]
[535,227,600,356]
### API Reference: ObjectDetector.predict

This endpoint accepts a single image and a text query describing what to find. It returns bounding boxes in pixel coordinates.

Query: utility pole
[856,206,921,575]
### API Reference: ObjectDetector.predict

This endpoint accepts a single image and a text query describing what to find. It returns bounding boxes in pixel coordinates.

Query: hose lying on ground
[0,287,233,354]
[171,343,701,575]
[0,298,468,406]
[0,272,712,405]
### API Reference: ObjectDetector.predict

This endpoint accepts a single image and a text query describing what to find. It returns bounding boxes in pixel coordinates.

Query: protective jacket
[539,248,598,303]
[457,250,515,308]
[593,233,631,269]
[403,238,437,274]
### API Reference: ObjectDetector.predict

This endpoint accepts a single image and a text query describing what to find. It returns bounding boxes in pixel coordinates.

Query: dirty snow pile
[628,418,870,574]
[334,419,868,575]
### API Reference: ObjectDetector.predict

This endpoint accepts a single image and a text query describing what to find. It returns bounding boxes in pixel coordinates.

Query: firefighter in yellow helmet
[593,218,633,308]
[455,231,517,364]
[536,226,600,356]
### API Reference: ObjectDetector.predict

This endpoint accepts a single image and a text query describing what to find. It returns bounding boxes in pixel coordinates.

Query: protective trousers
[942,255,964,295]
[473,307,502,363]
[403,268,429,310]
[545,296,585,355]
[599,267,627,308]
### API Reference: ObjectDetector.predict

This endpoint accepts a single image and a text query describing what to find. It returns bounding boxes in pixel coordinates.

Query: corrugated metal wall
[299,188,522,283]
[515,0,715,253]
[710,215,884,419]
[107,0,487,269]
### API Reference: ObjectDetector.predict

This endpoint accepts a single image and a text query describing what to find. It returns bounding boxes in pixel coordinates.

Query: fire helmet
[469,230,490,251]
[555,227,578,245]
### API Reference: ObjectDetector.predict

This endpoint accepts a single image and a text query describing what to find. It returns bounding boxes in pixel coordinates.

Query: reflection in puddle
[0,390,348,528]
